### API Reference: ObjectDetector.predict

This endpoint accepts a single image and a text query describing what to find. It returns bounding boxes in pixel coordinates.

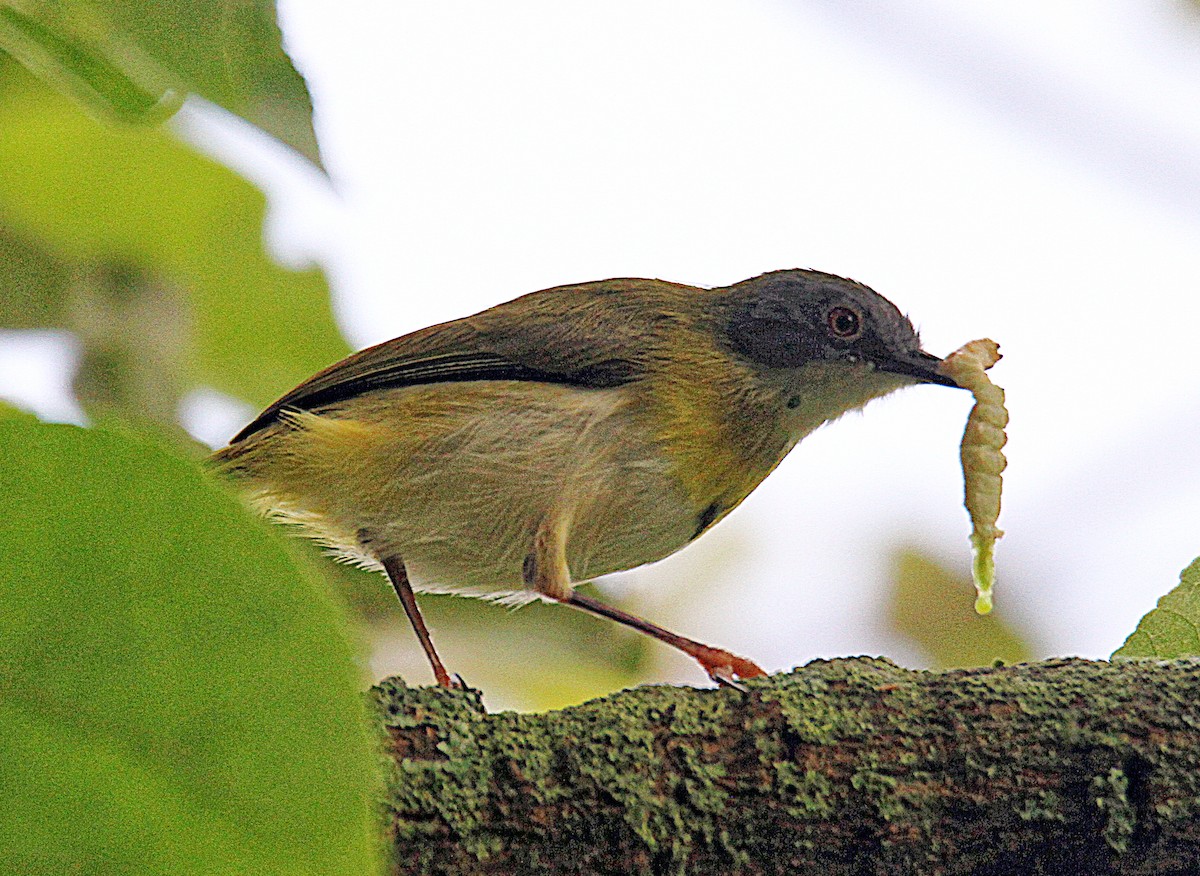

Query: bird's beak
[875,349,960,388]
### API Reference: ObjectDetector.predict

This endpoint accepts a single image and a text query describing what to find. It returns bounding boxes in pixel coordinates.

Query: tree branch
[372,657,1200,875]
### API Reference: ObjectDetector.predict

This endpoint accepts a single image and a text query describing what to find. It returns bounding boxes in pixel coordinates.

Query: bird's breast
[641,359,797,525]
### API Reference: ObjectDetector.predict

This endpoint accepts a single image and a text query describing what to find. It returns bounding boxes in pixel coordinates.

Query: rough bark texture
[372,657,1200,875]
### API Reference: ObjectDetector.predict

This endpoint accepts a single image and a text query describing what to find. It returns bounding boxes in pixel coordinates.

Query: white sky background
[5,1,1200,679]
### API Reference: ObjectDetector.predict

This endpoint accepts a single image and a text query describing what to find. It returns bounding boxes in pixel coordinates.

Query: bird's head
[718,268,958,422]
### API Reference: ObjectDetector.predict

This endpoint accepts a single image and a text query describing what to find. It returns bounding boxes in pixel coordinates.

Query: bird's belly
[565,466,700,580]
[397,458,698,601]
[289,382,702,601]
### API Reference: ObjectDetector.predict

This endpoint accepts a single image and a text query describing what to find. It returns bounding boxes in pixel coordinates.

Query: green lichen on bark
[373,658,1200,875]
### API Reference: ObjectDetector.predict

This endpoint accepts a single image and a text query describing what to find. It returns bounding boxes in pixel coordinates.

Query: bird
[210,268,957,688]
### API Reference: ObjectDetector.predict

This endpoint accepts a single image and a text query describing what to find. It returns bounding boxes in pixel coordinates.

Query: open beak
[875,349,960,388]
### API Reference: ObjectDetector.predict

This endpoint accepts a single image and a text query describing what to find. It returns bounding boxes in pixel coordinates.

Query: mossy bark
[372,657,1200,875]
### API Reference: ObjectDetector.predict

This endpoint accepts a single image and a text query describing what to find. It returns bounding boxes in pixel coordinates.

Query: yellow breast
[644,352,792,523]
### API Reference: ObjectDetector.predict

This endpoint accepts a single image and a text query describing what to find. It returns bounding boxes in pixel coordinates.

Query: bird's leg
[563,591,766,687]
[523,507,575,601]
[525,511,766,686]
[380,554,458,688]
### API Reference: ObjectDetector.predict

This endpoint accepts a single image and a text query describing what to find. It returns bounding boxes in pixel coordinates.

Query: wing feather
[229,278,691,443]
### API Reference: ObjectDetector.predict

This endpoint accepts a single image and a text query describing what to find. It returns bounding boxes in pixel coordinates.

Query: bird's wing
[230,279,691,443]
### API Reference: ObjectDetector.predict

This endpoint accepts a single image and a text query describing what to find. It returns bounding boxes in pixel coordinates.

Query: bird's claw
[433,668,469,690]
[710,669,750,692]
[696,648,767,691]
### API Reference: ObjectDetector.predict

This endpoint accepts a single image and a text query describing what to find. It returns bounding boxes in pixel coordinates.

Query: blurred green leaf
[889,548,1033,669]
[0,1,181,122]
[0,222,68,327]
[66,259,193,433]
[1114,557,1200,659]
[0,419,380,874]
[0,65,348,411]
[0,0,320,166]
[0,398,40,421]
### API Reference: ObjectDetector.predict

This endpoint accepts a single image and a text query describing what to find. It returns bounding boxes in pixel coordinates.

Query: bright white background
[5,1,1200,682]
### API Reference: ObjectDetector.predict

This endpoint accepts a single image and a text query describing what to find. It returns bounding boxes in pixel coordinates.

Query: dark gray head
[720,269,955,387]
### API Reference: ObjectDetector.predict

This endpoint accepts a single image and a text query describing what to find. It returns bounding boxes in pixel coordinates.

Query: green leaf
[1113,557,1200,660]
[0,65,348,410]
[888,548,1034,669]
[0,0,320,166]
[0,419,380,875]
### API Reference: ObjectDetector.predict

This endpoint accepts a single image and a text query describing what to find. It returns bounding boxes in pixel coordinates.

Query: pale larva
[939,339,1007,614]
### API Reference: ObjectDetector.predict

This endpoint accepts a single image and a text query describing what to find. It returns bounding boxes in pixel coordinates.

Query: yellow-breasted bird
[211,269,958,687]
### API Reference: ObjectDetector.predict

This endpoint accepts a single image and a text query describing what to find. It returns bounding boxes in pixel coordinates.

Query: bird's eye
[827,306,861,339]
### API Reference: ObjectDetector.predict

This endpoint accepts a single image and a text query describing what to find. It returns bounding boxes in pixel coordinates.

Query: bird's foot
[693,646,767,690]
